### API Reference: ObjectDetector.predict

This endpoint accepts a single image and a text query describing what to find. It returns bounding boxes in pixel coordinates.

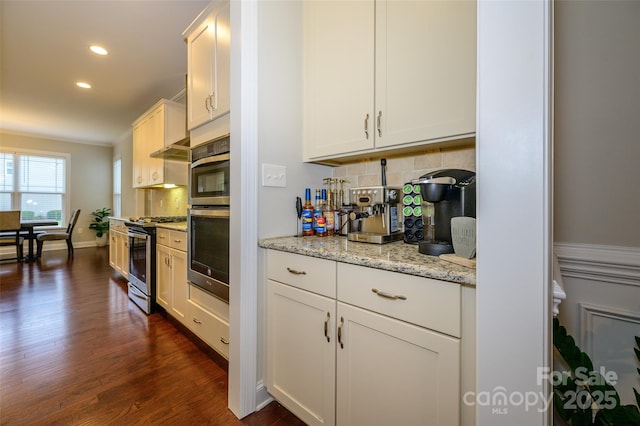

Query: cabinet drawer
[267,250,336,298]
[157,229,187,251]
[187,299,230,359]
[337,263,461,337]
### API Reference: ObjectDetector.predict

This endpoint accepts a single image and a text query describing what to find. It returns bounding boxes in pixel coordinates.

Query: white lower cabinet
[156,229,188,324]
[265,250,474,426]
[266,280,336,426]
[108,220,129,279]
[336,302,460,426]
[187,284,230,359]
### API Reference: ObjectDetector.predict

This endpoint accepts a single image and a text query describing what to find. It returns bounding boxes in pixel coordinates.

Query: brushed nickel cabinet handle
[210,93,216,111]
[364,113,370,139]
[377,110,382,137]
[371,288,407,300]
[324,312,331,343]
[337,317,344,349]
[220,337,229,345]
[192,317,202,325]
[205,97,210,112]
[286,267,306,275]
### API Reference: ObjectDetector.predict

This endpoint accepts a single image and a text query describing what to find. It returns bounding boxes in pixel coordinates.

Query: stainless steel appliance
[188,133,231,303]
[126,225,156,314]
[346,159,403,244]
[189,133,230,205]
[125,216,187,314]
[413,169,476,255]
[346,186,403,244]
[187,206,230,302]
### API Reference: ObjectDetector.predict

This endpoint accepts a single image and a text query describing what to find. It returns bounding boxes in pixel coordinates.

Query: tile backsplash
[332,143,475,203]
[145,186,188,217]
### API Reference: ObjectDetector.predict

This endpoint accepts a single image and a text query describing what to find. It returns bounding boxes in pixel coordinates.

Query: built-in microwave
[189,133,230,206]
[187,206,230,302]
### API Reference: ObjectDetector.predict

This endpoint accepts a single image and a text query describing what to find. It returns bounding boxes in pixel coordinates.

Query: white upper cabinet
[184,0,230,131]
[131,99,187,188]
[303,0,476,162]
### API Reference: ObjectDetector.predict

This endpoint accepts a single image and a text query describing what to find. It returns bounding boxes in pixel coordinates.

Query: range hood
[150,136,190,161]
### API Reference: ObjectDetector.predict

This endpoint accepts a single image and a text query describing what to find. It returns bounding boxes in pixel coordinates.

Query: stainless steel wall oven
[187,207,230,302]
[188,134,231,303]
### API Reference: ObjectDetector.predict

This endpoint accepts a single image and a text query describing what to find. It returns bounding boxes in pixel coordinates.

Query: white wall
[554,0,640,248]
[554,0,640,408]
[254,0,330,406]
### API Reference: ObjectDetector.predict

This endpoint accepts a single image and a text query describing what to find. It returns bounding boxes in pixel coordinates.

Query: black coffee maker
[414,169,476,255]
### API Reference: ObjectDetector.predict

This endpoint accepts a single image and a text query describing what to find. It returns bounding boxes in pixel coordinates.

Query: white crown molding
[554,243,640,287]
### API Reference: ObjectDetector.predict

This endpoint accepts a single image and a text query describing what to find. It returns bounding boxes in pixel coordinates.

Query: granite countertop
[156,222,187,231]
[258,236,476,286]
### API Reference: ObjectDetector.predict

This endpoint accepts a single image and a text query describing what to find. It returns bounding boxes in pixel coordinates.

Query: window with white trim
[113,158,122,217]
[0,150,69,226]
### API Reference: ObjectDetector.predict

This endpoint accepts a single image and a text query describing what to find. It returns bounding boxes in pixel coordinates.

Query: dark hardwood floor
[0,247,304,426]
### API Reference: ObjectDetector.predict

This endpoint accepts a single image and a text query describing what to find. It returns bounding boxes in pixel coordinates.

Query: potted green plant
[89,207,112,247]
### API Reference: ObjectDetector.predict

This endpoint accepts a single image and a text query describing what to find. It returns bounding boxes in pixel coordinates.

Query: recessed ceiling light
[76,81,92,89]
[89,45,108,56]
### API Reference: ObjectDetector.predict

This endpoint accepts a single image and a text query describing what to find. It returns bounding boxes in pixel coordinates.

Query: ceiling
[0,0,209,146]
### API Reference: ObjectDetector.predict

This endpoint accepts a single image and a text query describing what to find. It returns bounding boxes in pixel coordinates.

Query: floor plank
[0,248,305,425]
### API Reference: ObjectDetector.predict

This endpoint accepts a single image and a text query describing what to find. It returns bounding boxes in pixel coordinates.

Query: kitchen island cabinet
[264,248,476,426]
[303,0,476,163]
[156,228,188,324]
[108,219,129,279]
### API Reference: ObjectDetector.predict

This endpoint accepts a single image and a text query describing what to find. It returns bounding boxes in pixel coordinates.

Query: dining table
[20,219,59,262]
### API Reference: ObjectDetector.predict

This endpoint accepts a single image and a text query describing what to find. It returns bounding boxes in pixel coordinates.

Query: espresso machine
[347,159,403,244]
[414,169,476,255]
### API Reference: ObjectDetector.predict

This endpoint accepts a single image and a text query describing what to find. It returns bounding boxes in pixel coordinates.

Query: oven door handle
[191,153,230,169]
[127,230,149,239]
[189,208,230,218]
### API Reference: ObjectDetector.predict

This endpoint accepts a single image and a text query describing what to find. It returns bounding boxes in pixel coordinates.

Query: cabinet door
[374,0,476,149]
[187,17,214,130]
[170,248,187,323]
[336,302,461,426]
[266,280,336,426]
[132,121,147,188]
[156,244,171,309]
[120,233,129,278]
[303,0,375,160]
[109,232,117,269]
[211,1,230,121]
[147,106,164,185]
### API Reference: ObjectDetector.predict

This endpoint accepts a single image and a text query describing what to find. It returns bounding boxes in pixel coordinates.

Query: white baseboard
[554,242,640,287]
[0,240,103,259]
[254,380,273,411]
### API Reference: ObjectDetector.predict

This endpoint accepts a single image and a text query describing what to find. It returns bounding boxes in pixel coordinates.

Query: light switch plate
[262,163,287,187]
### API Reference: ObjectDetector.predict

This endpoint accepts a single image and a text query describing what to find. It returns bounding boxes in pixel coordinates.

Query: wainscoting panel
[555,243,640,407]
[579,303,640,406]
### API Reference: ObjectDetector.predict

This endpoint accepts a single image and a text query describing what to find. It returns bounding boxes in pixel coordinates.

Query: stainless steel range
[125,216,186,314]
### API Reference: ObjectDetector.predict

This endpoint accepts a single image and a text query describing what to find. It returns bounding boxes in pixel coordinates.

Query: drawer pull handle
[338,317,344,349]
[324,312,330,343]
[286,267,306,275]
[192,317,202,325]
[173,239,182,243]
[220,337,229,345]
[371,288,407,301]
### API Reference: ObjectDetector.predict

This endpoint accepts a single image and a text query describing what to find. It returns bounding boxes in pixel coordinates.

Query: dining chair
[36,209,81,258]
[0,210,25,262]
